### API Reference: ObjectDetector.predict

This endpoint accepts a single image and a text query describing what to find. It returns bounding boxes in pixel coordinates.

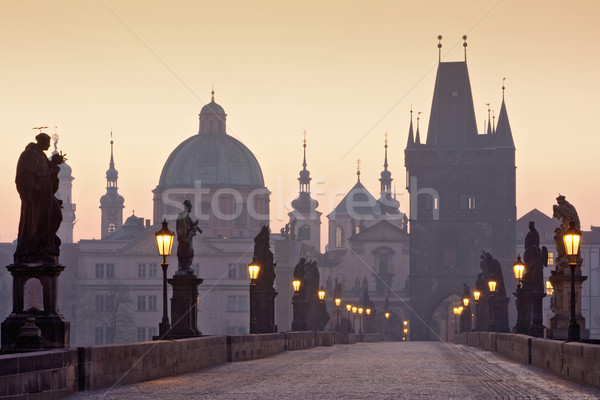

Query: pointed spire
[356,158,361,183]
[109,130,115,168]
[298,131,311,193]
[106,131,119,188]
[494,82,515,148]
[383,132,389,170]
[415,112,422,144]
[380,133,392,195]
[211,84,215,102]
[463,35,468,61]
[437,35,443,63]
[492,110,496,135]
[406,107,415,148]
[486,104,492,135]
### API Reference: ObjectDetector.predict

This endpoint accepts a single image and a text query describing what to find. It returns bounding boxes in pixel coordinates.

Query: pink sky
[1,1,599,249]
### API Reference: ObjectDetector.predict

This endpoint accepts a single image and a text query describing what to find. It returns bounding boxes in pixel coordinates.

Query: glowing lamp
[488,280,497,294]
[473,291,481,302]
[335,298,341,307]
[563,222,581,264]
[513,255,525,281]
[248,261,260,281]
[292,279,301,292]
[318,287,326,301]
[155,219,174,259]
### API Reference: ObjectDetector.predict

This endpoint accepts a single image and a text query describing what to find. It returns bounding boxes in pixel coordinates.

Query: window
[335,226,344,248]
[547,252,554,266]
[138,263,147,278]
[227,296,237,312]
[108,223,116,234]
[106,263,115,279]
[137,295,146,311]
[95,264,104,279]
[148,295,157,312]
[137,327,146,342]
[228,264,237,279]
[95,295,104,312]
[95,327,104,344]
[149,263,158,278]
[238,264,247,280]
[238,295,248,312]
[468,196,476,210]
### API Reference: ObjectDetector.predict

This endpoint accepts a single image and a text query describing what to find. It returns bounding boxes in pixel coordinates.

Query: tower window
[335,226,344,248]
[108,223,116,233]
[547,252,554,266]
[468,196,476,210]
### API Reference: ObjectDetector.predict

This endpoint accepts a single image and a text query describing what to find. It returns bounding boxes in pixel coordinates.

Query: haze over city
[1,1,599,247]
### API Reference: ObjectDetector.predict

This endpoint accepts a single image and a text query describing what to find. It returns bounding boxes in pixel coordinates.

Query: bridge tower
[405,41,516,340]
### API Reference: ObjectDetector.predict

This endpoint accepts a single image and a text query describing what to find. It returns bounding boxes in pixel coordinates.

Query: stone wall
[1,331,358,398]
[454,332,600,389]
[0,348,78,399]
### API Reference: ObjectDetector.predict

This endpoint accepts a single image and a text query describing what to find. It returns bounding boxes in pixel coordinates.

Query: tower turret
[100,133,124,238]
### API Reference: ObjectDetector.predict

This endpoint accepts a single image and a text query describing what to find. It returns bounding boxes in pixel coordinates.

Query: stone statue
[176,200,202,272]
[254,225,276,288]
[14,133,65,264]
[480,251,506,297]
[462,283,471,302]
[552,195,581,273]
[523,221,547,292]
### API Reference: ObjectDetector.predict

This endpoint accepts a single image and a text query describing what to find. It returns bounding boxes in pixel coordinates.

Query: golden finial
[356,158,361,182]
[384,132,389,147]
[502,77,506,99]
[303,130,307,146]
[437,35,443,62]
[211,84,215,102]
[463,35,468,61]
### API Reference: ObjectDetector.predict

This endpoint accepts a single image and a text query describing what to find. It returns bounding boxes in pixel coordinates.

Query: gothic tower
[405,40,516,340]
[289,132,321,250]
[99,134,124,238]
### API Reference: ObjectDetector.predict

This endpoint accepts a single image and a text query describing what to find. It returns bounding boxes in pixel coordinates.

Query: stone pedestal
[547,269,589,340]
[166,272,203,339]
[489,296,510,333]
[1,263,70,350]
[460,305,472,333]
[292,296,308,331]
[255,287,278,333]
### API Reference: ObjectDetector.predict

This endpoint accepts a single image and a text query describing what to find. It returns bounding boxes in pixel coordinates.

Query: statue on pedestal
[176,200,202,273]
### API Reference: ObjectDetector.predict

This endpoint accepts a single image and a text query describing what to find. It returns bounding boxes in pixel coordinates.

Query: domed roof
[100,190,124,206]
[106,165,118,181]
[58,162,73,179]
[200,100,225,116]
[158,133,265,188]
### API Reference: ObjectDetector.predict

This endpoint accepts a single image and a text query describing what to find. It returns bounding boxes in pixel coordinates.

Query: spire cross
[463,35,468,61]
[211,84,215,102]
[383,132,389,170]
[32,126,48,133]
[302,130,307,169]
[417,112,422,127]
[356,158,361,182]
[502,77,506,100]
[384,132,388,147]
[437,35,443,63]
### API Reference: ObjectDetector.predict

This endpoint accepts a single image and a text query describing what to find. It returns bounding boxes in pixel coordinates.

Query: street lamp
[346,304,352,332]
[473,291,481,304]
[155,219,174,338]
[248,258,260,334]
[563,222,581,342]
[318,287,326,301]
[292,279,301,292]
[513,255,525,288]
[488,280,497,331]
[453,306,459,334]
[358,307,364,335]
[352,306,357,333]
[335,297,341,331]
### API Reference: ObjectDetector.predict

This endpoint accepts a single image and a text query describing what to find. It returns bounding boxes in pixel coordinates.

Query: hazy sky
[1,1,599,246]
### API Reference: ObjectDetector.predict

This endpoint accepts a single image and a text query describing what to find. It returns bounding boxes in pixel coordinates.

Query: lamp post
[513,255,527,334]
[403,320,408,341]
[461,293,471,333]
[384,312,390,336]
[453,307,459,335]
[155,219,174,338]
[365,308,371,334]
[358,308,364,335]
[563,222,581,342]
[334,297,341,331]
[248,258,260,334]
[352,306,357,334]
[488,280,497,331]
[346,304,352,332]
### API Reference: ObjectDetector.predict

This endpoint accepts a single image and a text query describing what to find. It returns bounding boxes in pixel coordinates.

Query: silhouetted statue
[254,225,276,288]
[480,251,506,297]
[176,200,202,272]
[523,221,547,292]
[552,195,581,273]
[462,283,471,301]
[14,133,65,264]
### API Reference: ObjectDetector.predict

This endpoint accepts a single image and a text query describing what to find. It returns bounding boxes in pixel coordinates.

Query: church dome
[58,162,73,179]
[200,100,225,116]
[158,132,264,188]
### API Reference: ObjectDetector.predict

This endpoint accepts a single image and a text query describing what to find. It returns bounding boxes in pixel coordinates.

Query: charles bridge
[2,330,600,399]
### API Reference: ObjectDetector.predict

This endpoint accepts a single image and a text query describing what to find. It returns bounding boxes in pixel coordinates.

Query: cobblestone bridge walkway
[71,342,600,399]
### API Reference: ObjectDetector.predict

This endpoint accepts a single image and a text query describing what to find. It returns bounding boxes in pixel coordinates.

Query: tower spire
[486,103,491,135]
[211,84,215,102]
[415,112,422,144]
[437,35,443,63]
[406,107,415,147]
[356,158,361,183]
[380,132,392,195]
[298,131,311,193]
[463,35,468,61]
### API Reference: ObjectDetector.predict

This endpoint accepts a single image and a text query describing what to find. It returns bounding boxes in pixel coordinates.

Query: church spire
[406,108,415,148]
[356,158,361,183]
[380,133,392,195]
[100,131,125,239]
[486,104,492,135]
[298,131,311,193]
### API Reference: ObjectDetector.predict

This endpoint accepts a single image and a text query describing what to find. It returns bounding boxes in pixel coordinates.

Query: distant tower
[404,39,516,340]
[52,135,76,244]
[99,133,124,238]
[378,132,401,219]
[289,132,321,250]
